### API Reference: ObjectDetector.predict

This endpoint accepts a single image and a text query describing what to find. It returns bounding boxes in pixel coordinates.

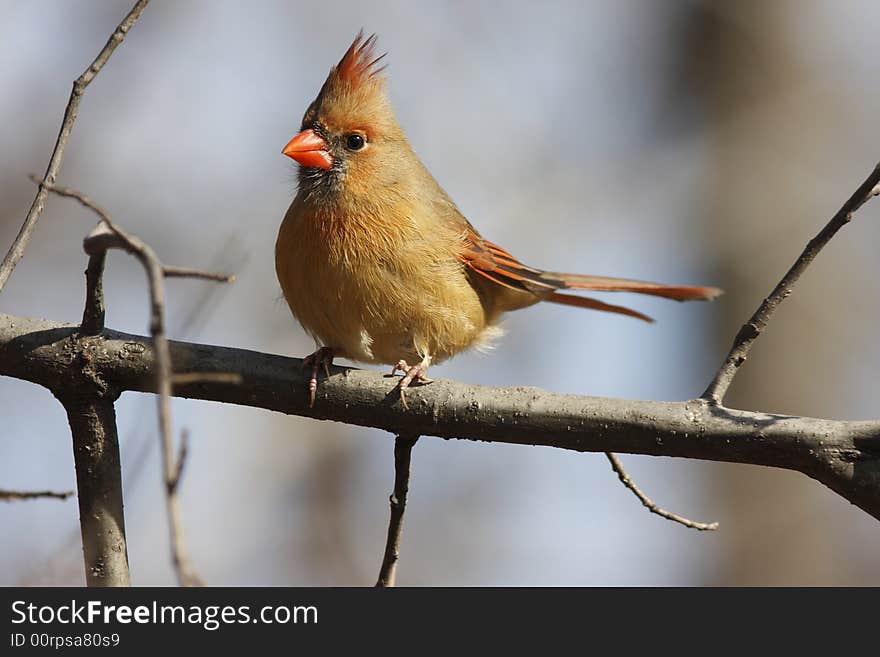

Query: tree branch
[3,312,879,522]
[605,453,718,531]
[59,394,130,587]
[0,489,74,502]
[39,181,228,586]
[81,244,106,335]
[376,434,419,587]
[0,0,150,293]
[162,266,235,283]
[703,161,880,404]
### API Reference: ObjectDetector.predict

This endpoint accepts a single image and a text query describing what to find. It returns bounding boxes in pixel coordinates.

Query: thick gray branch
[2,312,879,521]
[57,393,130,587]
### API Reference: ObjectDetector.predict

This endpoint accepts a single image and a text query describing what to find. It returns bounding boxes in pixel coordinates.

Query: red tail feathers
[547,292,654,322]
[548,273,722,302]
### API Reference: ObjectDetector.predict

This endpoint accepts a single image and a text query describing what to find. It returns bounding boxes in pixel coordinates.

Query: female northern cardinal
[276,33,721,407]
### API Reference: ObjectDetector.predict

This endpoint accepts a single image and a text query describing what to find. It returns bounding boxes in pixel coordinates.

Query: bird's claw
[303,347,334,407]
[391,357,433,410]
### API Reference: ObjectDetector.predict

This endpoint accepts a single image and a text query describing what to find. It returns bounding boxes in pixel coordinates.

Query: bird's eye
[344,134,365,151]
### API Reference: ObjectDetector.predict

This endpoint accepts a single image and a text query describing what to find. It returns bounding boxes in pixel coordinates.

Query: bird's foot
[390,356,433,410]
[303,347,334,408]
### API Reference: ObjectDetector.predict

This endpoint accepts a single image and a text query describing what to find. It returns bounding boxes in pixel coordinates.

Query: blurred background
[2,0,879,586]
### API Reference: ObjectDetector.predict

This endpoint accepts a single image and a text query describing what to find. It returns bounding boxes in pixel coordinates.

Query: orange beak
[282,129,333,169]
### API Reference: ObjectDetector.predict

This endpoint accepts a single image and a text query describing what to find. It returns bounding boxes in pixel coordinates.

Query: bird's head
[283,32,405,199]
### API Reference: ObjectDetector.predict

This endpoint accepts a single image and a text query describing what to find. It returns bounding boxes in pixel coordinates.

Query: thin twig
[376,434,419,587]
[703,161,880,404]
[42,178,134,245]
[168,430,190,496]
[39,181,228,587]
[163,265,236,282]
[0,489,74,502]
[605,453,718,531]
[0,0,150,293]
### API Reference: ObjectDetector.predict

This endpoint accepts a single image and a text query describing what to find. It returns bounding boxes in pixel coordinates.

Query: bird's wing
[458,226,561,295]
[427,188,556,295]
[456,226,654,320]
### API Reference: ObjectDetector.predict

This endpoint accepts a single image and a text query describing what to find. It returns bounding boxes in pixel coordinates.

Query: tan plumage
[276,33,721,406]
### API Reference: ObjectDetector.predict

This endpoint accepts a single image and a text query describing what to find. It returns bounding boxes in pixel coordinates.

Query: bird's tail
[541,272,722,323]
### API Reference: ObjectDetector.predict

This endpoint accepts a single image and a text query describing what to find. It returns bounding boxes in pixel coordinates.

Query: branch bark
[376,434,419,587]
[58,393,130,587]
[81,247,106,335]
[3,312,879,521]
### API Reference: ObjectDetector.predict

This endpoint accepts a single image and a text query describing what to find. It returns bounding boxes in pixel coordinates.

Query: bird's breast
[275,198,492,365]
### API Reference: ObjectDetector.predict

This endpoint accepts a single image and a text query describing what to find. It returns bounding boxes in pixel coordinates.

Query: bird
[276,32,721,408]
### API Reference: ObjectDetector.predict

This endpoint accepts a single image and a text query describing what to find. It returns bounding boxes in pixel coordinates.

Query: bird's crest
[307,31,400,143]
[332,31,387,91]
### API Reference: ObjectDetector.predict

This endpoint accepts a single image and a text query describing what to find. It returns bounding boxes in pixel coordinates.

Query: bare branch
[703,161,880,404]
[605,453,718,531]
[42,181,232,288]
[168,430,190,497]
[41,182,217,587]
[3,313,880,522]
[0,0,150,293]
[0,489,74,502]
[40,178,148,252]
[376,434,419,587]
[60,395,130,586]
[81,247,107,335]
[163,266,235,283]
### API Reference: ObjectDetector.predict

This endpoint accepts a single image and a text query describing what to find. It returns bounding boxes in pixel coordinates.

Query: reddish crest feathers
[334,31,387,90]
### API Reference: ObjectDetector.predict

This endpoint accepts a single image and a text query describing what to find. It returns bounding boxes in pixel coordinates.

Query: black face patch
[295,121,346,201]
